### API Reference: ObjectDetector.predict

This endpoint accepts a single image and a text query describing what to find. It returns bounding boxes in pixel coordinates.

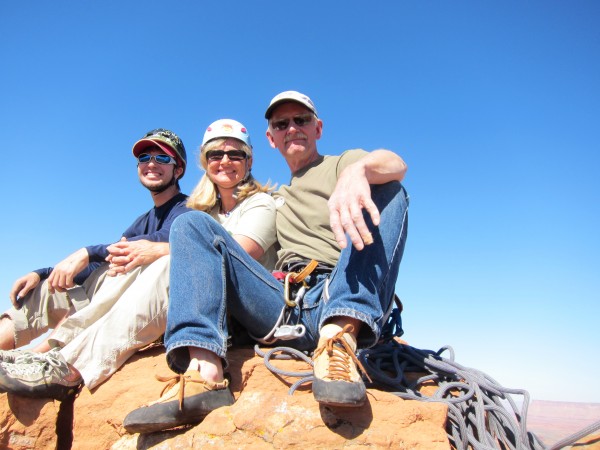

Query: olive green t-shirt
[274,149,367,269]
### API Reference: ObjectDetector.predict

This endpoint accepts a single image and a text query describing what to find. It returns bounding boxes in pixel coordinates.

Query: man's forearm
[356,149,407,185]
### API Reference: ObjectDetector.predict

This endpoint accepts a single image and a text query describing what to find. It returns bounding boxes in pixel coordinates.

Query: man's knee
[0,315,16,349]
[371,181,408,210]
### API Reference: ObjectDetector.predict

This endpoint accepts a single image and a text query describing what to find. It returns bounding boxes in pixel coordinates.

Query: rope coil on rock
[256,340,600,450]
[358,340,600,450]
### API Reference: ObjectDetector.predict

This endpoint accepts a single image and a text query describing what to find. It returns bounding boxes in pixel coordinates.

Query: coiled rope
[255,340,600,449]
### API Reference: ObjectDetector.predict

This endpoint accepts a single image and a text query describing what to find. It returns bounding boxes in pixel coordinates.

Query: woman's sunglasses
[137,153,177,165]
[206,150,248,162]
[270,114,313,131]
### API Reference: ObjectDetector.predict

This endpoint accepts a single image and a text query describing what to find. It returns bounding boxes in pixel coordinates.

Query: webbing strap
[283,259,319,307]
[291,259,318,283]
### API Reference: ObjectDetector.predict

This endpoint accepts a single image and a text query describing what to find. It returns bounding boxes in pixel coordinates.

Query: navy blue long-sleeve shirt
[34,192,190,285]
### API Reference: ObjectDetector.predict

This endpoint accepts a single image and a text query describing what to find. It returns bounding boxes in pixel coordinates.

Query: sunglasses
[270,114,314,131]
[205,150,248,162]
[137,153,177,165]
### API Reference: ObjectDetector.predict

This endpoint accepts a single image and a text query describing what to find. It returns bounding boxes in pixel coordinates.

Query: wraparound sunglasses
[137,153,176,165]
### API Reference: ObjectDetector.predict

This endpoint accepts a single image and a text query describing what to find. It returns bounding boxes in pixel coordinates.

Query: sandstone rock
[0,395,60,449]
[0,346,449,449]
[575,434,600,449]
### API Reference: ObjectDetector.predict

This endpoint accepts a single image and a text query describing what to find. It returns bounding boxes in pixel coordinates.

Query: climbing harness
[252,259,330,344]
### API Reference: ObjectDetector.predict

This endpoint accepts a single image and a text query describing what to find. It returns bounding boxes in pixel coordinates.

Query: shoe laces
[15,351,50,365]
[0,349,67,379]
[154,372,229,411]
[313,325,372,383]
[0,358,45,376]
[0,349,50,364]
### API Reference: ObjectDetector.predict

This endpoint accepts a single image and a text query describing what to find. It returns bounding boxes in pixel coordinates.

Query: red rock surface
[0,346,450,449]
[2,347,600,449]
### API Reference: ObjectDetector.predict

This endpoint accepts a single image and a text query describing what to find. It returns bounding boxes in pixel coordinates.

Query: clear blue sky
[1,2,598,403]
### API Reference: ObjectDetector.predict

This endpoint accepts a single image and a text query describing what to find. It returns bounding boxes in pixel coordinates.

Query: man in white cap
[122,91,409,433]
[264,91,408,405]
[0,128,190,353]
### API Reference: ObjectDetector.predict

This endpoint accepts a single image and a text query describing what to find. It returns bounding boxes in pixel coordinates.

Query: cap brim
[265,99,316,119]
[132,139,177,158]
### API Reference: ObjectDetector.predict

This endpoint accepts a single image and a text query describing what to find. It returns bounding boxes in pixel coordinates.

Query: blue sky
[1,2,598,404]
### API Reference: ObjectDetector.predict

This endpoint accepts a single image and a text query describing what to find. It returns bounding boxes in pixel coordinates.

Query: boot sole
[313,378,366,407]
[0,372,81,401]
[124,388,235,434]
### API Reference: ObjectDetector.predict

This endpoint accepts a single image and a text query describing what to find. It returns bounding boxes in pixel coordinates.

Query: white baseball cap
[265,91,318,119]
[201,119,252,148]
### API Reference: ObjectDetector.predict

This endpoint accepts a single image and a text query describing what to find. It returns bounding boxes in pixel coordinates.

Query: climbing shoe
[312,324,370,407]
[123,370,234,434]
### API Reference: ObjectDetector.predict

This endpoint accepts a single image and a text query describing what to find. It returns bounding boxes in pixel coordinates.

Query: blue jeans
[165,182,409,373]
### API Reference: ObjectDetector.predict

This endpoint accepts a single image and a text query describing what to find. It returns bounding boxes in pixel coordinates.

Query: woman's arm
[232,235,265,260]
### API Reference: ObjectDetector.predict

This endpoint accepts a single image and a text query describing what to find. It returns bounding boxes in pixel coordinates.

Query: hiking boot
[312,324,370,407]
[0,348,82,401]
[123,370,234,434]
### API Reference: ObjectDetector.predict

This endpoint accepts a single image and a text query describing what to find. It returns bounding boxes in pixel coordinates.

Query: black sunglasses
[205,150,248,162]
[270,114,314,131]
[137,153,177,165]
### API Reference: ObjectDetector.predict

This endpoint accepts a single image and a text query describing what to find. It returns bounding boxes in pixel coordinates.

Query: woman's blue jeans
[165,182,409,373]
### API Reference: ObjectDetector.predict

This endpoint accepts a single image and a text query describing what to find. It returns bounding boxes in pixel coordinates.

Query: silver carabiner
[273,324,306,340]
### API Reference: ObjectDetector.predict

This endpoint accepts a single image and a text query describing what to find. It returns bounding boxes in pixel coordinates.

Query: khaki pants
[49,263,148,346]
[55,255,170,390]
[2,264,109,347]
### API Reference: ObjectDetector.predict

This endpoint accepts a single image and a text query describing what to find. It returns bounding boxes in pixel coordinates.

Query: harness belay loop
[253,259,324,344]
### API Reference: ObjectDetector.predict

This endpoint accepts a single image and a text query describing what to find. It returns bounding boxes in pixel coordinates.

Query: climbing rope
[255,346,314,394]
[359,340,542,450]
[256,340,600,450]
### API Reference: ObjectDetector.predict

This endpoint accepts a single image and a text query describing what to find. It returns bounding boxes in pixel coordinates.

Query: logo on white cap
[202,119,252,148]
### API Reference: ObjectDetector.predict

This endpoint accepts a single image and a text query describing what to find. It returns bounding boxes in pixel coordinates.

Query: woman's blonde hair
[186,137,274,212]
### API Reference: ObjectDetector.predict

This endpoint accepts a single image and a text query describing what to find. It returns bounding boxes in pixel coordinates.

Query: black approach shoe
[312,324,370,407]
[123,370,234,434]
